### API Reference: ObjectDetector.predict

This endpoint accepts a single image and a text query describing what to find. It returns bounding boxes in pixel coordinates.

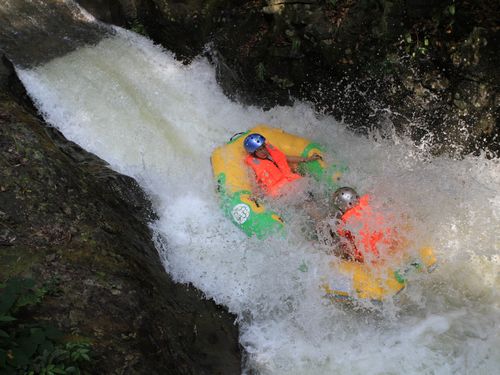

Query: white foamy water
[18,28,500,374]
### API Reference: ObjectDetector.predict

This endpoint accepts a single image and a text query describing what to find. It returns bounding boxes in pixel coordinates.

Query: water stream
[10,10,500,375]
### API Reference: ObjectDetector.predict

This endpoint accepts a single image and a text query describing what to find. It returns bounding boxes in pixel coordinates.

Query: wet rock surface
[0,56,241,374]
[0,0,110,68]
[85,0,499,157]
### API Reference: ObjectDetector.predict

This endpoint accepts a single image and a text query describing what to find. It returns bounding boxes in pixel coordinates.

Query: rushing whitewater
[18,28,499,374]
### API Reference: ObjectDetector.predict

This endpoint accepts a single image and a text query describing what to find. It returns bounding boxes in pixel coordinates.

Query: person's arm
[287,153,322,173]
[286,153,322,164]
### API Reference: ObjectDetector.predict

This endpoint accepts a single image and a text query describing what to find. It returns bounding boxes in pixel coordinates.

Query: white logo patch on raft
[232,203,251,224]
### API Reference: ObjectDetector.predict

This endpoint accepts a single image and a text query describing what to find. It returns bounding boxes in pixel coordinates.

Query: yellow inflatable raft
[211,124,346,238]
[211,124,437,302]
[322,246,437,302]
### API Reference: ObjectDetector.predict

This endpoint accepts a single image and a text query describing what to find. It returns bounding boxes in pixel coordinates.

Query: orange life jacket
[337,195,394,262]
[245,144,301,196]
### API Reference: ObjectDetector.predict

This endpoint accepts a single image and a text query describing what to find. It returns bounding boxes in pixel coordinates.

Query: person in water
[243,133,321,197]
[317,187,402,262]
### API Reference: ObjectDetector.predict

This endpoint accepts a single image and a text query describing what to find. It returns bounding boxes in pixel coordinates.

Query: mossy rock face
[0,57,241,374]
[81,0,499,157]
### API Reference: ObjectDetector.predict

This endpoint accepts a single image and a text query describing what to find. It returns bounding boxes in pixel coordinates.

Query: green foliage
[255,62,266,81]
[402,32,431,58]
[270,75,294,89]
[0,278,92,374]
[291,38,301,54]
[0,278,46,317]
[447,3,456,16]
[442,1,456,34]
[130,19,147,36]
[26,342,91,375]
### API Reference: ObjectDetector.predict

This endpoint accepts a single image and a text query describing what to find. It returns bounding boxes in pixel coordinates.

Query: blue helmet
[244,133,266,153]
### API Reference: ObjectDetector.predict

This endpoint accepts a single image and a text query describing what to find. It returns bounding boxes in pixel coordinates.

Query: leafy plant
[443,1,456,34]
[27,342,91,375]
[270,75,295,89]
[447,3,456,16]
[0,278,92,374]
[402,32,431,58]
[255,62,266,81]
[291,38,301,54]
[130,19,147,36]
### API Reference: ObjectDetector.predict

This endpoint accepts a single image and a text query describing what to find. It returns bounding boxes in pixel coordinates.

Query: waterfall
[7,3,499,373]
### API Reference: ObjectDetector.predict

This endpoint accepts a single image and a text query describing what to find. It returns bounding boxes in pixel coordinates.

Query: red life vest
[337,195,394,262]
[245,144,301,196]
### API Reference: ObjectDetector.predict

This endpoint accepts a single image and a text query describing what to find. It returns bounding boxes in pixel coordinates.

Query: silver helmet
[332,187,360,213]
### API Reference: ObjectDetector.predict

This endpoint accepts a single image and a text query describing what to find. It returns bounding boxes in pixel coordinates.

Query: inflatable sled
[321,246,437,302]
[211,124,346,238]
[211,124,436,302]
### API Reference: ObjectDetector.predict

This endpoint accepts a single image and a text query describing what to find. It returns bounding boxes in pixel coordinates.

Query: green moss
[0,247,42,280]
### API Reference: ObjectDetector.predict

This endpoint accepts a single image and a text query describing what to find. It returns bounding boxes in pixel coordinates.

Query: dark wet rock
[75,0,134,26]
[0,56,241,374]
[84,0,499,157]
[136,0,242,61]
[0,0,111,68]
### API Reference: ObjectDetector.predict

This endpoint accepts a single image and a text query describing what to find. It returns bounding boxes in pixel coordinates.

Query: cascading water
[9,6,500,374]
